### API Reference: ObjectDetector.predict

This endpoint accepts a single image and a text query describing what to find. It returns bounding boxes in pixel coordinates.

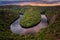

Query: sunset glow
[19,2,60,6]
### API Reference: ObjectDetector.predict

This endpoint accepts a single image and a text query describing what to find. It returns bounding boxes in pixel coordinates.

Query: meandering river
[10,14,48,35]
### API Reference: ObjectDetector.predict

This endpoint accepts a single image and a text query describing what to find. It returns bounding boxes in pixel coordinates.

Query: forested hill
[0,5,60,40]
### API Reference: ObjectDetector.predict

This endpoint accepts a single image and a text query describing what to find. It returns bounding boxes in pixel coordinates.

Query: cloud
[0,0,31,1]
[0,0,60,4]
[0,0,23,1]
[0,0,60,2]
[42,0,60,2]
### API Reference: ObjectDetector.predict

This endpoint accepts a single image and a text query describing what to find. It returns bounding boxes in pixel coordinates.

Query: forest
[0,5,60,40]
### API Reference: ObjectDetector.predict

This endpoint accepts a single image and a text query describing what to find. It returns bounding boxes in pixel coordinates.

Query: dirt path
[49,15,57,25]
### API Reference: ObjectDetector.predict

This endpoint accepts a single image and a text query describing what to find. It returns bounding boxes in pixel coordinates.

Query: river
[10,14,48,35]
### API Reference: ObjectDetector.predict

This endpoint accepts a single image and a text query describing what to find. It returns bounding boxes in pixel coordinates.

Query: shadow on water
[41,10,49,24]
[10,13,23,25]
[41,10,46,15]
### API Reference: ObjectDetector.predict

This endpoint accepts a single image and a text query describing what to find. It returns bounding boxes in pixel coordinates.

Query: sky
[0,0,60,6]
[0,0,60,2]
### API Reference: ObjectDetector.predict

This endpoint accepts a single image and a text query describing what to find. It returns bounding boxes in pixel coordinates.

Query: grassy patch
[20,7,41,28]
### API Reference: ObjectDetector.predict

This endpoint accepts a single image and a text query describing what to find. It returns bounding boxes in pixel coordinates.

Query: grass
[20,7,41,28]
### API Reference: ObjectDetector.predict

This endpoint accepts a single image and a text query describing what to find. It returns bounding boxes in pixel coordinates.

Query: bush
[20,7,41,28]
